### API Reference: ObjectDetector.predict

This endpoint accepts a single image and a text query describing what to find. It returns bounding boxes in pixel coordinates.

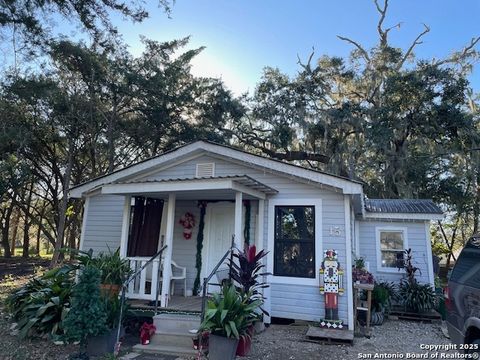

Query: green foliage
[103,293,128,329]
[63,266,108,345]
[193,203,207,295]
[398,280,438,314]
[200,284,262,339]
[354,257,366,269]
[73,247,131,285]
[5,265,75,339]
[371,282,391,312]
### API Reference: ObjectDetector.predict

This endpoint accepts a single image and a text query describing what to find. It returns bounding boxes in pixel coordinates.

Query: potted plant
[200,284,262,360]
[370,283,390,325]
[86,293,128,356]
[352,257,374,284]
[63,266,108,359]
[74,247,131,297]
[228,245,270,355]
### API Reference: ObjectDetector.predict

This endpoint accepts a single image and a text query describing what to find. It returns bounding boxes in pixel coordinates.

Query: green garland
[243,200,251,246]
[193,202,207,295]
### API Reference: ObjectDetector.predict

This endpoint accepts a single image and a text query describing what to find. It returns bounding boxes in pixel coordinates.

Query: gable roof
[364,199,443,220]
[69,140,364,198]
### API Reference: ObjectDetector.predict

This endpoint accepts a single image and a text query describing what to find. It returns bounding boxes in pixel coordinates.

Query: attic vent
[196,163,215,178]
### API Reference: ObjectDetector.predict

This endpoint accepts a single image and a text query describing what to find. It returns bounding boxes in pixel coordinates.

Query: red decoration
[140,322,156,345]
[179,212,195,240]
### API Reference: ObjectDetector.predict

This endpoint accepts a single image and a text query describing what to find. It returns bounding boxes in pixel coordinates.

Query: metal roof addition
[364,199,443,214]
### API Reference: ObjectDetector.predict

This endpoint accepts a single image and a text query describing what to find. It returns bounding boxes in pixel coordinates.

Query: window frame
[375,226,408,273]
[273,205,316,279]
[267,199,322,286]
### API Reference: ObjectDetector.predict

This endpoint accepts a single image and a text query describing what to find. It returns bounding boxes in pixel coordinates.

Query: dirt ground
[0,258,456,360]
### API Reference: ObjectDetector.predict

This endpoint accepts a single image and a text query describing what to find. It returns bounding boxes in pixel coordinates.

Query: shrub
[63,266,108,347]
[398,280,437,313]
[5,265,75,339]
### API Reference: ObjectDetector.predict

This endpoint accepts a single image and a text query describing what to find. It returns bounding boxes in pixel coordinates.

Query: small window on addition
[379,230,405,269]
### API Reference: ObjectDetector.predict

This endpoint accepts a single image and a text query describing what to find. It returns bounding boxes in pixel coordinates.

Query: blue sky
[82,1,480,94]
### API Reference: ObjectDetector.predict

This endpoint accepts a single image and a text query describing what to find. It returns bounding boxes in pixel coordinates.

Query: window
[274,206,315,278]
[377,229,406,270]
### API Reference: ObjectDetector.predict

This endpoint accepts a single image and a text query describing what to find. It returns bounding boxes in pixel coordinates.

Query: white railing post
[161,193,176,307]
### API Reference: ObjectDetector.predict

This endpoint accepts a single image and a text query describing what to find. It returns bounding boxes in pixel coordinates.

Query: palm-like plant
[200,284,262,339]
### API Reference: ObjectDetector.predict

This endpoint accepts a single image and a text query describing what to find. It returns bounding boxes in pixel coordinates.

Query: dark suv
[445,235,480,354]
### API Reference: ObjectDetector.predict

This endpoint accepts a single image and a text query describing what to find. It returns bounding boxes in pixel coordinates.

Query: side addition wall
[357,219,433,286]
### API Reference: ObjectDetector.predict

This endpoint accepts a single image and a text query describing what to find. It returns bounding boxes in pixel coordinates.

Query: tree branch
[434,36,480,66]
[337,35,370,62]
[397,23,430,70]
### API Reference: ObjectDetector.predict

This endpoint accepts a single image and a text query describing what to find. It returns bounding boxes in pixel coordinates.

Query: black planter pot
[86,327,124,357]
[370,310,385,326]
[208,334,239,360]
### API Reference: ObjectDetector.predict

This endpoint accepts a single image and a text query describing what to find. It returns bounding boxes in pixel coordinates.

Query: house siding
[171,200,199,295]
[81,194,124,255]
[143,155,348,324]
[357,219,432,285]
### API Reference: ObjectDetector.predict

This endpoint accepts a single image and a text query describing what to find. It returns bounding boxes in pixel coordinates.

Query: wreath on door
[179,212,195,239]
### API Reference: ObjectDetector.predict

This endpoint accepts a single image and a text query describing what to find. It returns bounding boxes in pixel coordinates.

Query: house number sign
[329,226,342,236]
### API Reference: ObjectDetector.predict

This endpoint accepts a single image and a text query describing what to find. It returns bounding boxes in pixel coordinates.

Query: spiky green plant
[200,284,262,339]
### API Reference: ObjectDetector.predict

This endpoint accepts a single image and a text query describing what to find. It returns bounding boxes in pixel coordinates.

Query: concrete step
[153,313,201,334]
[132,343,199,357]
[150,331,197,348]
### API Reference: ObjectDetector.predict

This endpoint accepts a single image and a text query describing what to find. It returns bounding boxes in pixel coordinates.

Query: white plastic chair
[170,260,187,297]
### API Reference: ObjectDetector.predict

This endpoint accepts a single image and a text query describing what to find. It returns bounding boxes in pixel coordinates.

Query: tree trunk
[35,205,45,256]
[1,202,15,258]
[51,139,75,266]
[22,183,34,258]
[10,207,21,256]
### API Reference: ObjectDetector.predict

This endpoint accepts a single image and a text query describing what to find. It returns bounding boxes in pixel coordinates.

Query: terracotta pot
[236,325,254,356]
[99,284,121,298]
[236,335,252,356]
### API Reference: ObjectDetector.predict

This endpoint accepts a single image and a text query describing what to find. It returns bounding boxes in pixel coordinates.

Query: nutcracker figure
[319,249,344,328]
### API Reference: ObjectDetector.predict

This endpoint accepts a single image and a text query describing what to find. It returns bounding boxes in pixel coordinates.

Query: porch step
[150,331,197,348]
[132,343,198,357]
[153,313,201,334]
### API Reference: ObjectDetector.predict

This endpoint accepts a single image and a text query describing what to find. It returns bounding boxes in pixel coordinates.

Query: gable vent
[196,163,215,178]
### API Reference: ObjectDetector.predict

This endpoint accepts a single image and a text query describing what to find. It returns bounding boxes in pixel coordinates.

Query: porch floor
[128,296,203,313]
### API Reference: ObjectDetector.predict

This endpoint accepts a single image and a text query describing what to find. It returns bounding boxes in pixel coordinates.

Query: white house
[69,140,443,331]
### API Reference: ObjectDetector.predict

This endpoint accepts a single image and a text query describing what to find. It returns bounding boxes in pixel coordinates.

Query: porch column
[234,191,243,246]
[119,196,131,258]
[161,193,176,307]
[256,199,270,323]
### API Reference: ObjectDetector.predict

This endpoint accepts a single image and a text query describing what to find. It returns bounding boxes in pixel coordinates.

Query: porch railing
[125,256,162,301]
[116,245,167,351]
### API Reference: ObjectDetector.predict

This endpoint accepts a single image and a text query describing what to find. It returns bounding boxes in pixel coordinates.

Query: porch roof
[97,175,278,200]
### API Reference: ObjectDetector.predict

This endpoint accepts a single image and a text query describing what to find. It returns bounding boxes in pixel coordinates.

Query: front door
[203,203,235,293]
